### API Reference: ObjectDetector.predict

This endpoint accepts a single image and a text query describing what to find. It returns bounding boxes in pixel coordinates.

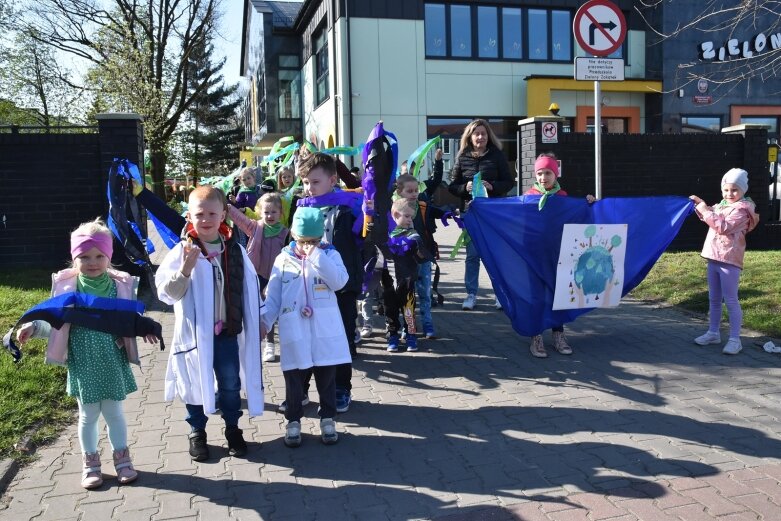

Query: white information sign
[575,57,625,81]
[542,122,558,144]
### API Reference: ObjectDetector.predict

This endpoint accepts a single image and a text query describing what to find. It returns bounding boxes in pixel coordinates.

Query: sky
[214,0,248,89]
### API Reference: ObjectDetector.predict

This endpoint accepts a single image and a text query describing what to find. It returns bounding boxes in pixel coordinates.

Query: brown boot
[529,335,547,358]
[81,452,103,489]
[112,448,138,484]
[552,331,573,355]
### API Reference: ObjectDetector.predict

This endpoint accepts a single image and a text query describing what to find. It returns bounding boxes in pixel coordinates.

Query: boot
[552,331,573,355]
[112,448,138,484]
[225,426,248,457]
[81,452,103,489]
[188,429,209,461]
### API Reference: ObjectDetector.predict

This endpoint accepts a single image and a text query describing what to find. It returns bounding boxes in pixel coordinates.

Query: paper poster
[553,224,627,310]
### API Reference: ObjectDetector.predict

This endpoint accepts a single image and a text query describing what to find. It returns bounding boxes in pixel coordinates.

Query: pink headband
[534,156,559,177]
[70,232,113,260]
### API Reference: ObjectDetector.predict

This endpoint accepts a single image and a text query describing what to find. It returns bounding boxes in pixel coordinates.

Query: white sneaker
[354,328,362,345]
[284,421,302,447]
[320,418,338,445]
[360,324,373,338]
[722,338,743,355]
[495,298,503,310]
[462,294,476,310]
[694,331,721,345]
[262,342,275,362]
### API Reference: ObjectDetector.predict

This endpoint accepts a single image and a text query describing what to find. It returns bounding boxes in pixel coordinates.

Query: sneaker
[387,334,400,352]
[424,329,437,340]
[723,338,743,355]
[360,324,374,338]
[354,328,362,345]
[552,331,573,355]
[462,294,476,311]
[336,389,351,413]
[188,429,209,461]
[278,393,310,413]
[495,298,503,310]
[529,335,548,358]
[406,334,418,352]
[284,421,302,448]
[320,418,339,445]
[694,331,721,345]
[225,426,248,457]
[262,342,275,362]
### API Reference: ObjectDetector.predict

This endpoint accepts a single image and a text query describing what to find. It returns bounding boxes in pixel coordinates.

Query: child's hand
[586,194,596,204]
[16,323,34,345]
[435,148,443,161]
[130,179,143,197]
[365,199,375,210]
[142,334,159,345]
[689,195,704,205]
[180,240,200,277]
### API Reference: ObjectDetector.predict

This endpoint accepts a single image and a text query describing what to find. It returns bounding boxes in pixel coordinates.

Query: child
[525,153,595,358]
[262,207,350,447]
[690,168,759,355]
[394,148,446,339]
[227,193,289,362]
[383,198,429,352]
[295,152,363,413]
[233,167,261,211]
[156,186,263,461]
[277,166,295,192]
[16,219,156,489]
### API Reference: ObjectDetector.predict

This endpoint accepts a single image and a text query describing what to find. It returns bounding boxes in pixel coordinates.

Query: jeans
[78,399,127,453]
[416,261,433,333]
[186,334,243,431]
[465,239,481,296]
[707,259,743,338]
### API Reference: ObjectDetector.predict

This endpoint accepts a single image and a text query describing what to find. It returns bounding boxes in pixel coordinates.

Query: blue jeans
[416,261,433,333]
[186,334,243,431]
[465,239,481,296]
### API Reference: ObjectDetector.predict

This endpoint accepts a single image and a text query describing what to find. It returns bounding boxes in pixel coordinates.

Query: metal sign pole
[594,79,602,199]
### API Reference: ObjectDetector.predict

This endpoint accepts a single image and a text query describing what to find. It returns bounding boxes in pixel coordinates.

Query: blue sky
[214,0,247,88]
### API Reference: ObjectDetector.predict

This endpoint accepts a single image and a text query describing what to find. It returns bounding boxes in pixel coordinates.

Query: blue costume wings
[464,195,694,337]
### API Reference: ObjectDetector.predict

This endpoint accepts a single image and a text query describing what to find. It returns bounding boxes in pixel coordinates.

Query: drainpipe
[345,0,355,165]
[331,0,339,146]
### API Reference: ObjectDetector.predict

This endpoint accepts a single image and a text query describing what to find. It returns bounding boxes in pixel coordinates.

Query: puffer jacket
[448,146,513,208]
[696,199,759,269]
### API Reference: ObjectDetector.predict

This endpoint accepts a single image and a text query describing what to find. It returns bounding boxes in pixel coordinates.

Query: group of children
[14,138,758,490]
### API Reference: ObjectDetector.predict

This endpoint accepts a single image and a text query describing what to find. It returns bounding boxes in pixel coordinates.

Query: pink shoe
[81,452,103,489]
[113,448,138,484]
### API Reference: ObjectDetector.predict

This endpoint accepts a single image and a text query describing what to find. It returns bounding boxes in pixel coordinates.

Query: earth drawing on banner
[553,223,627,310]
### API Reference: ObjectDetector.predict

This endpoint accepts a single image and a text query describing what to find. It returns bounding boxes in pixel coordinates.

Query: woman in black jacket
[448,119,513,311]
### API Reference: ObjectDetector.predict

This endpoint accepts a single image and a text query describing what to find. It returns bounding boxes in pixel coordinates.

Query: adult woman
[448,119,514,310]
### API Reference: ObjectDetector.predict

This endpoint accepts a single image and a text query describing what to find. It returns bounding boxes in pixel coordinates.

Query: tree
[637,1,781,94]
[19,0,222,198]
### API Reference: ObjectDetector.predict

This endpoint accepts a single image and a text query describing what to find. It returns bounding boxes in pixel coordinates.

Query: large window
[424,4,571,62]
[278,55,300,120]
[741,116,779,138]
[313,26,329,106]
[682,116,721,133]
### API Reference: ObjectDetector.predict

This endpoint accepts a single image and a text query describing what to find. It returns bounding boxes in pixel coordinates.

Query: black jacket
[448,146,513,207]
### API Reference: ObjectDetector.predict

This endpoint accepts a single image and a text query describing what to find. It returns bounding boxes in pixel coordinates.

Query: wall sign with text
[699,31,781,62]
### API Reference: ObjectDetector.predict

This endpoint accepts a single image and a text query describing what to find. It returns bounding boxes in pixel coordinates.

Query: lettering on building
[698,32,781,61]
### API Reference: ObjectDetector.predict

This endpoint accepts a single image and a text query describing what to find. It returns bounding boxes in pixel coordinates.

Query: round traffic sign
[573,0,627,57]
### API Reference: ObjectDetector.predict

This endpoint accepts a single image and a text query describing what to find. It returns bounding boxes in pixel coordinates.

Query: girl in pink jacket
[690,168,759,355]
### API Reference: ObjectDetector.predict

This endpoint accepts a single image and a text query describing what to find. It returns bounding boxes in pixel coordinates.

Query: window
[450,5,472,57]
[682,116,721,133]
[502,8,522,60]
[425,4,446,57]
[528,9,548,61]
[551,10,571,61]
[740,116,779,137]
[587,117,627,133]
[313,27,329,106]
[278,55,300,120]
[477,7,498,58]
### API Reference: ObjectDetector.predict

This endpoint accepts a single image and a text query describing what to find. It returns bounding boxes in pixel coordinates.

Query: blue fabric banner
[464,195,694,336]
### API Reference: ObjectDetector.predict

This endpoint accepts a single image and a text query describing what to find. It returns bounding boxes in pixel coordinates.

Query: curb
[0,458,19,496]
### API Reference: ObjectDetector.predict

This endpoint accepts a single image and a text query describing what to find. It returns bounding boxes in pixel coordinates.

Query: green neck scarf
[77,272,113,297]
[717,196,752,209]
[533,181,561,211]
[264,222,284,238]
[390,226,411,238]
[239,186,257,193]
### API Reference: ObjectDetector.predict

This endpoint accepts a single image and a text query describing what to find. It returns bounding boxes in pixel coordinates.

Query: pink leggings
[707,260,742,339]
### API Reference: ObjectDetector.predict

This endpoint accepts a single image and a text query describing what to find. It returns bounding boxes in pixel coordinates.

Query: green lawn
[630,251,781,338]
[0,269,76,458]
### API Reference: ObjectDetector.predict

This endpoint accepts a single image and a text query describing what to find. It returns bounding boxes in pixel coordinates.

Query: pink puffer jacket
[696,199,759,269]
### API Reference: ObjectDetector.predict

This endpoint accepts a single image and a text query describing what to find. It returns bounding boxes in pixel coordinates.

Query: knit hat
[722,168,748,193]
[291,207,324,238]
[534,156,560,177]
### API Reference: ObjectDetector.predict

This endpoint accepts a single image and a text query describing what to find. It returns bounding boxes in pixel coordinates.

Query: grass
[630,251,781,338]
[0,269,76,458]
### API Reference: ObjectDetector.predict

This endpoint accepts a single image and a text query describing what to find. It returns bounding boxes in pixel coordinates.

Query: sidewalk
[2,223,781,521]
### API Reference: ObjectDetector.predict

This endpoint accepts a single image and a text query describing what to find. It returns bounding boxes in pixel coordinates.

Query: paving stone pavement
[2,223,781,521]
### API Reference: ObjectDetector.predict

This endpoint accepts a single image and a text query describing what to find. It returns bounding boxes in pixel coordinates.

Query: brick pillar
[517,116,566,193]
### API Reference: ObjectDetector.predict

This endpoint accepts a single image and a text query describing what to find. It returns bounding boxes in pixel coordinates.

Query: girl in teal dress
[17,219,158,489]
